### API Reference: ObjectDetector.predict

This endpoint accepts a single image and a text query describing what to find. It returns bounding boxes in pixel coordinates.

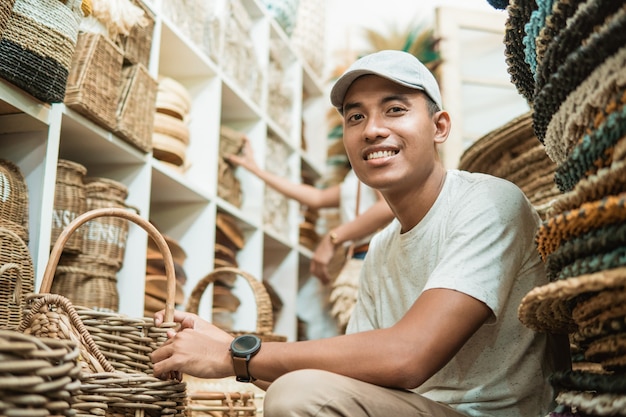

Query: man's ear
[433,110,451,145]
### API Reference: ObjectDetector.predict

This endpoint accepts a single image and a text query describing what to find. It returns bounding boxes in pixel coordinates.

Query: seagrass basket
[117,0,155,66]
[186,267,287,343]
[52,159,87,254]
[0,329,82,416]
[0,158,29,243]
[23,207,181,375]
[115,63,158,152]
[64,32,124,132]
[0,0,82,103]
[82,177,131,268]
[0,227,34,330]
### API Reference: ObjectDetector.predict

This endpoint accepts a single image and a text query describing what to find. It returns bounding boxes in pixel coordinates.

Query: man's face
[341,75,445,194]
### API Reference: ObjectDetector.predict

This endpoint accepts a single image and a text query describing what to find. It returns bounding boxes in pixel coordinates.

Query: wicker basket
[117,0,155,66]
[64,32,124,132]
[52,159,87,254]
[115,63,158,152]
[186,266,287,343]
[23,207,180,376]
[82,177,130,268]
[0,329,82,416]
[0,227,34,330]
[0,158,29,243]
[0,0,82,103]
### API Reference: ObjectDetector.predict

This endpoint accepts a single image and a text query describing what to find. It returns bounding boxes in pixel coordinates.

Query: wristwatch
[230,334,262,382]
[329,230,340,245]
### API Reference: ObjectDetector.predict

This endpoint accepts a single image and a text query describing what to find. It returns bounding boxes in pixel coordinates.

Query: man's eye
[348,113,364,122]
[389,106,405,113]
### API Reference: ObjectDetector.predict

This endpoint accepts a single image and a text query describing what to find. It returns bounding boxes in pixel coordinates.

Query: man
[151,50,568,417]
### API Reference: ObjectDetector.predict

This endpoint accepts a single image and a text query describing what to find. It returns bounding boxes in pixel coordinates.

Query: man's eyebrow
[343,93,414,114]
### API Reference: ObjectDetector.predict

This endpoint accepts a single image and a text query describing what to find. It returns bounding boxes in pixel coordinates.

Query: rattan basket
[0,0,82,103]
[0,158,29,243]
[22,207,180,375]
[82,177,131,268]
[52,159,87,254]
[117,0,155,66]
[186,267,287,343]
[0,227,33,330]
[0,329,82,416]
[64,32,124,132]
[115,63,158,152]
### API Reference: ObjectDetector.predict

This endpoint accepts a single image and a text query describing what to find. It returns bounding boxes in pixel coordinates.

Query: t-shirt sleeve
[423,177,540,321]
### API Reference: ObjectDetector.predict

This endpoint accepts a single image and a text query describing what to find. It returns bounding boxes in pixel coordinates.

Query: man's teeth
[367,150,395,160]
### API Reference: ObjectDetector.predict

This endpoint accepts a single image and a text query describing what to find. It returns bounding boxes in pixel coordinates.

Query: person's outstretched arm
[226,137,340,210]
[311,193,393,283]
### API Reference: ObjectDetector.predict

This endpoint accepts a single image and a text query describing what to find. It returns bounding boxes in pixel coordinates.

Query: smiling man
[151,50,568,417]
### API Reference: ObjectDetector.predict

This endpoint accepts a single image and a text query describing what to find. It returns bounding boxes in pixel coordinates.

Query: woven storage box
[0,227,33,330]
[0,0,82,103]
[52,159,87,254]
[186,267,287,342]
[64,32,124,132]
[115,63,158,152]
[23,207,182,376]
[117,0,155,66]
[0,159,29,243]
[0,330,82,416]
[82,177,130,268]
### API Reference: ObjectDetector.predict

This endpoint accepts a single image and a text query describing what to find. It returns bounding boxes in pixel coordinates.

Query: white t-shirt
[347,170,565,417]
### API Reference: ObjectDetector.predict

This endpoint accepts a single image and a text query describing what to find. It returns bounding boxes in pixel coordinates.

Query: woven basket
[82,177,130,268]
[0,158,29,243]
[18,292,188,416]
[0,227,34,330]
[64,32,124,132]
[117,0,155,66]
[0,0,82,103]
[23,207,181,376]
[0,329,82,416]
[186,267,287,343]
[52,159,87,254]
[115,63,158,152]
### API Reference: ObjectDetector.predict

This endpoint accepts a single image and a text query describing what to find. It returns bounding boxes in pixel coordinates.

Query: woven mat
[535,0,582,68]
[544,44,626,166]
[555,389,626,416]
[545,222,626,281]
[551,370,626,394]
[536,192,626,261]
[586,333,626,371]
[518,266,626,333]
[555,105,626,193]
[533,6,626,143]
[504,0,537,103]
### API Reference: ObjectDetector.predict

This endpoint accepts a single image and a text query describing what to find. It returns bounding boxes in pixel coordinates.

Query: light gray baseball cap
[330,50,442,111]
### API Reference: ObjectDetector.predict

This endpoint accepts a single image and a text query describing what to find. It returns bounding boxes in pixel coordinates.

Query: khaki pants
[264,369,467,417]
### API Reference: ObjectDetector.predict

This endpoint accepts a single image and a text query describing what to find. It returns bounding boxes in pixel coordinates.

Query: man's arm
[151,289,491,389]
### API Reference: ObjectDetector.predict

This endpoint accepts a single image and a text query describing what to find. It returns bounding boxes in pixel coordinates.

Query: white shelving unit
[0,0,328,342]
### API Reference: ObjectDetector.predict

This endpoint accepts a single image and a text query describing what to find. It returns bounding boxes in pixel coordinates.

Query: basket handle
[40,207,177,323]
[185,266,274,335]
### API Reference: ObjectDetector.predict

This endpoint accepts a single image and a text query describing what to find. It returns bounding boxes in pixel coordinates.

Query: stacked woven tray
[497,1,626,414]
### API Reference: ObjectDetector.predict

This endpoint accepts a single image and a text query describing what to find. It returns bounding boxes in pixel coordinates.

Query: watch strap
[232,355,254,383]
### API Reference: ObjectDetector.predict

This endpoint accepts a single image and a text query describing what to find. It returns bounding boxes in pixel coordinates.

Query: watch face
[232,335,261,354]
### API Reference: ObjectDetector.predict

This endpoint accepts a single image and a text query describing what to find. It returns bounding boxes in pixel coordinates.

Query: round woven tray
[555,103,626,193]
[152,132,187,167]
[186,267,287,343]
[555,389,626,415]
[536,192,626,261]
[532,6,626,142]
[504,0,537,104]
[216,212,244,250]
[153,111,190,145]
[518,266,626,333]
[157,76,192,119]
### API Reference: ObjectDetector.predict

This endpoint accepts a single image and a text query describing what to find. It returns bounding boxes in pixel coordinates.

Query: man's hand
[151,310,235,380]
